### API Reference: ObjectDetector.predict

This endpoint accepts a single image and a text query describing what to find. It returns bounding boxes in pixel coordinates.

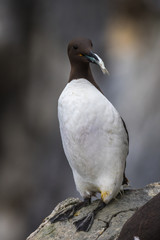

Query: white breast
[58,79,128,202]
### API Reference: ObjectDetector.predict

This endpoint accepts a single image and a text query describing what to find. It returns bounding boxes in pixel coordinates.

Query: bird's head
[67,38,109,75]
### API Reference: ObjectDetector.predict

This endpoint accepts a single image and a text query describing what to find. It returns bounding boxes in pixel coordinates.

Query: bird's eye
[73,45,78,50]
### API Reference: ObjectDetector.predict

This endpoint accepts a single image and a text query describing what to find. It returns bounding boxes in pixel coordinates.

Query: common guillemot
[50,38,129,231]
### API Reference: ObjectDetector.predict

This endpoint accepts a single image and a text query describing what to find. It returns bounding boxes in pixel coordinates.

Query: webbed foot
[73,212,94,232]
[50,198,91,223]
[50,205,76,223]
[74,200,106,232]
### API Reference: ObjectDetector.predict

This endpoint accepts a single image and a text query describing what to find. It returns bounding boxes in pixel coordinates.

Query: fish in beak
[84,51,109,75]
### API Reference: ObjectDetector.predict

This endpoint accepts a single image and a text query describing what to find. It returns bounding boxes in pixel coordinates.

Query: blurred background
[0,0,160,239]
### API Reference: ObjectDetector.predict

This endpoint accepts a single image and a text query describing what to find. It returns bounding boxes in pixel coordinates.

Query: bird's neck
[68,63,102,92]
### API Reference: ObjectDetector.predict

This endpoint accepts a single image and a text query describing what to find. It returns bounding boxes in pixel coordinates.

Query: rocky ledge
[27,182,160,240]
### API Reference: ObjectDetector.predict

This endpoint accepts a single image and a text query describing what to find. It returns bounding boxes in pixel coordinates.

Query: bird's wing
[121,117,129,146]
[121,117,129,185]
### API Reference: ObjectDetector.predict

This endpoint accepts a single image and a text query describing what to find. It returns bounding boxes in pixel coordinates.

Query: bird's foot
[50,198,91,223]
[73,212,94,232]
[50,206,76,223]
[74,200,106,232]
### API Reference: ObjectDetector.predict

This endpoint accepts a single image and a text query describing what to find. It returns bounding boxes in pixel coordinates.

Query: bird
[117,192,160,240]
[50,38,129,232]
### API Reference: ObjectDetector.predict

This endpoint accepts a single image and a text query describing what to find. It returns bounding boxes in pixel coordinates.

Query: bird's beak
[84,51,109,75]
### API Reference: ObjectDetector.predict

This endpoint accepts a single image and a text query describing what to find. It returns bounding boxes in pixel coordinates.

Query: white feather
[58,79,128,203]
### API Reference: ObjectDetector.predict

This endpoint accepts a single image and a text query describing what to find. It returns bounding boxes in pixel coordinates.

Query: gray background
[0,1,160,240]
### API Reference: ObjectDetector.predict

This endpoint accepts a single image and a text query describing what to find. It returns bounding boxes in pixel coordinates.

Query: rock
[27,182,160,240]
